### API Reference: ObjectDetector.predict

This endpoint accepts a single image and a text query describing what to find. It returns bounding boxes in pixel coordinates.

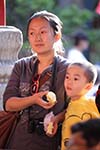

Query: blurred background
[6,0,100,64]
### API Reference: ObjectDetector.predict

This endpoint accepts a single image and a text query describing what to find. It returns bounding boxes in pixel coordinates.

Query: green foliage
[15,0,55,17]
[57,5,93,34]
[56,5,100,63]
[6,2,100,63]
[17,0,55,10]
[7,0,55,36]
[87,29,100,63]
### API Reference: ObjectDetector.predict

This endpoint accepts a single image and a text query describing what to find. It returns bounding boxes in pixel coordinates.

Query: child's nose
[67,79,73,85]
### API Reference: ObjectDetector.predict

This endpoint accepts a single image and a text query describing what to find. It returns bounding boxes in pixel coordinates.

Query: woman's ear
[55,32,62,42]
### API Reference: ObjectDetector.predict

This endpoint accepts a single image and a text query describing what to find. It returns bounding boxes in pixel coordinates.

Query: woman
[3,10,68,150]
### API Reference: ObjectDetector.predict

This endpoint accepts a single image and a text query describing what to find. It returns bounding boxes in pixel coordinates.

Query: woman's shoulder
[56,55,69,68]
[12,55,37,73]
[14,55,37,66]
[16,55,36,63]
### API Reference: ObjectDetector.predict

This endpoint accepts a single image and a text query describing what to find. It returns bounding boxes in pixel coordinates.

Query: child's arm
[44,110,66,137]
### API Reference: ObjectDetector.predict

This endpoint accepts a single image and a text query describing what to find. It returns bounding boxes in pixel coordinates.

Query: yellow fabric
[61,96,100,150]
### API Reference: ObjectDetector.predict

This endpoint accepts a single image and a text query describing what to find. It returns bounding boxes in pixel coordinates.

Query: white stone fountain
[0,26,23,110]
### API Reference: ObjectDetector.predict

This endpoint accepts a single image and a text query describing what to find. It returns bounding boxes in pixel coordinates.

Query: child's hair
[68,62,97,84]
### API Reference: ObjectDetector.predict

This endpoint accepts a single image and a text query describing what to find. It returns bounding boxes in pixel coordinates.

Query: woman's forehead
[29,17,50,26]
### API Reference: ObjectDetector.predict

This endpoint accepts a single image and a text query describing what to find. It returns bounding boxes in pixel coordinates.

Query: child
[61,62,100,150]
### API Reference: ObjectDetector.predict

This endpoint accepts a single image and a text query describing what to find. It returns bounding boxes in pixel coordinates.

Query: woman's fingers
[41,100,54,109]
[33,91,55,109]
[38,91,49,98]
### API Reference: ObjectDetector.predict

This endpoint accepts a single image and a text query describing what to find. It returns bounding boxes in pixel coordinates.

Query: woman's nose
[35,33,42,41]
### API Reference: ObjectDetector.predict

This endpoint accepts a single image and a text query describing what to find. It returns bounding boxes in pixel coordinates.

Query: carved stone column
[0,26,23,110]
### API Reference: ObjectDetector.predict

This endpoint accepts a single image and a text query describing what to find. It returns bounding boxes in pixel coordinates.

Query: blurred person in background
[66,119,100,150]
[67,32,89,63]
[96,84,100,112]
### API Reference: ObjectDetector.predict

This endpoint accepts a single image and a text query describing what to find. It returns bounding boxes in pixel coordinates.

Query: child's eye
[66,75,69,79]
[74,78,78,81]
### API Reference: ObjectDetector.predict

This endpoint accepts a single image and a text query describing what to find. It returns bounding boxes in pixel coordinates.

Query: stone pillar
[0,26,23,110]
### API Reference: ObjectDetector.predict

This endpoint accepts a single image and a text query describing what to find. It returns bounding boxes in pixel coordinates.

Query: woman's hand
[32,91,55,109]
[5,91,55,111]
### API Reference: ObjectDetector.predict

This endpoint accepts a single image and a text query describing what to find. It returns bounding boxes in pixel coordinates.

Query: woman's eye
[30,32,34,35]
[41,31,46,34]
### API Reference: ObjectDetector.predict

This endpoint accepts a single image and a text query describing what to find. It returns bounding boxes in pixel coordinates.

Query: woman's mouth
[35,44,44,47]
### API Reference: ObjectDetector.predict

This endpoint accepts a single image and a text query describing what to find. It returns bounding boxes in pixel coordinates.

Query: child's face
[64,65,91,100]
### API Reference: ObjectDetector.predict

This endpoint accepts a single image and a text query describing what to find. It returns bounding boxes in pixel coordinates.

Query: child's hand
[44,112,58,137]
[47,115,58,137]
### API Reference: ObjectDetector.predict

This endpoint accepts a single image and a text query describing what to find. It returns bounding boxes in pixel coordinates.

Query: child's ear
[85,82,93,90]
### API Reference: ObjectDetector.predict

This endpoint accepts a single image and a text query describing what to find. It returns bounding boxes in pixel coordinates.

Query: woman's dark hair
[71,119,100,147]
[27,10,63,36]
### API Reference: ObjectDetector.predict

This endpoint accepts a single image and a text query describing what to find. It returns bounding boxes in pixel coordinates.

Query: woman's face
[28,17,57,55]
